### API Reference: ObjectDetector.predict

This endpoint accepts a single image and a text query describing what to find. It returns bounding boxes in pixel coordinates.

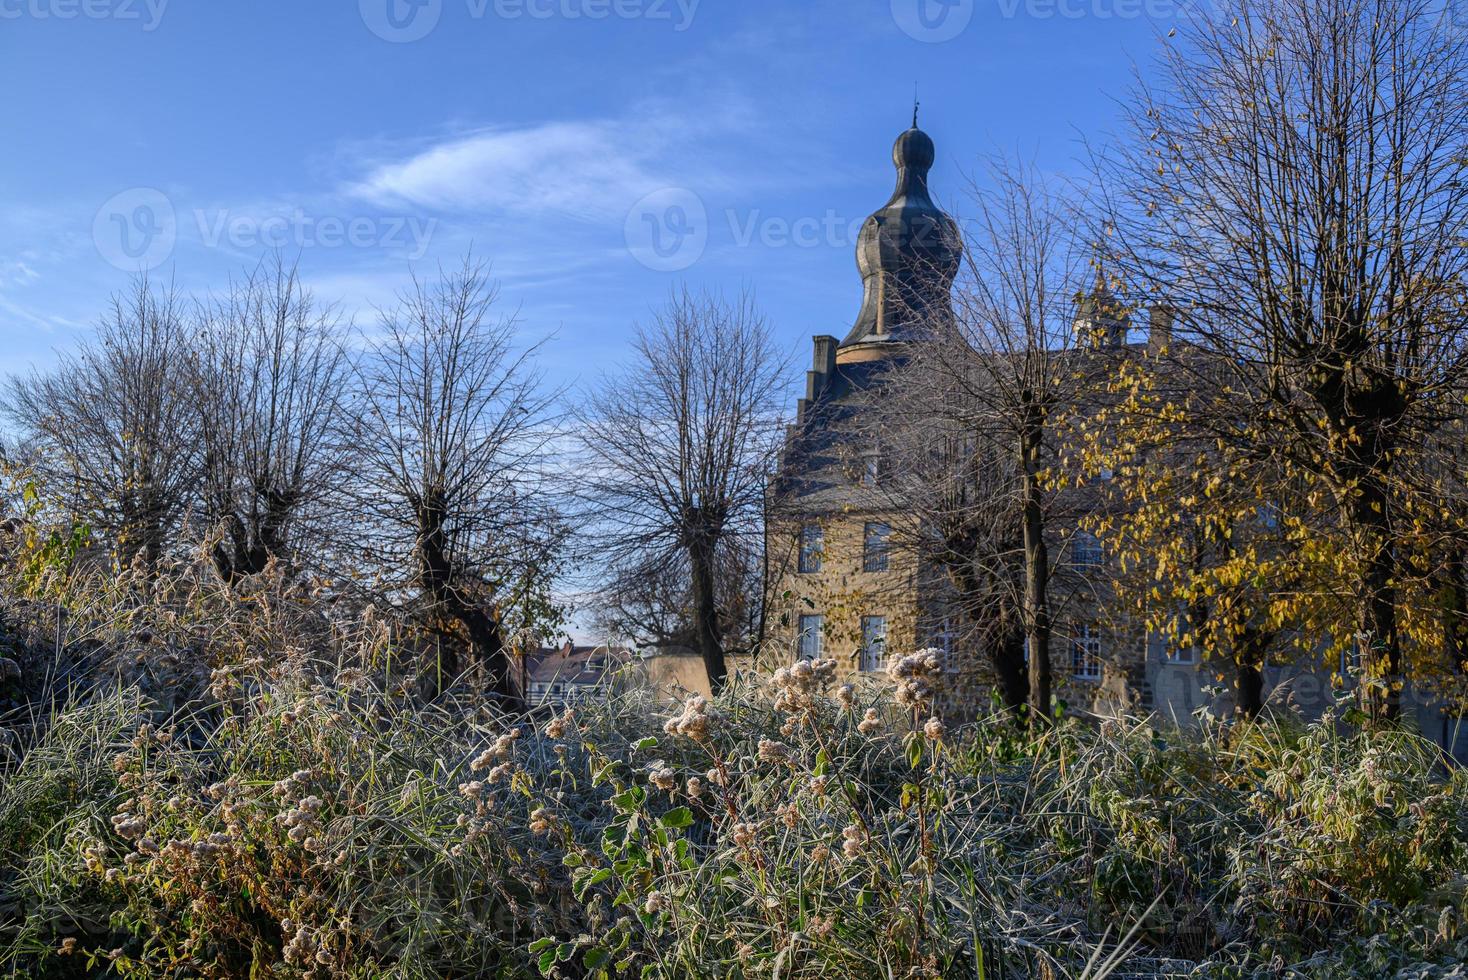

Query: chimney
[809,335,838,397]
[1148,305,1174,352]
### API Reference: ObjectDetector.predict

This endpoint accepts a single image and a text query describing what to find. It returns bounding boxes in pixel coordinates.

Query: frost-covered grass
[2,567,1467,978]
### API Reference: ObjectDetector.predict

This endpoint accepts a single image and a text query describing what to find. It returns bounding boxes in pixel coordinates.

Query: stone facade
[764,122,1468,755]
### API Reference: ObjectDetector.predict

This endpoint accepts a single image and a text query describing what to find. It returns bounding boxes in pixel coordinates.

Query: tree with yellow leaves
[1094,0,1468,720]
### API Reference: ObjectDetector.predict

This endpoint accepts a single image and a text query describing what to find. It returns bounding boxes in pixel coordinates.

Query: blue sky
[0,0,1188,386]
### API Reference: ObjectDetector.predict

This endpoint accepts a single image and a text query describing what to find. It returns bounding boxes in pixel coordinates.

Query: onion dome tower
[839,110,961,362]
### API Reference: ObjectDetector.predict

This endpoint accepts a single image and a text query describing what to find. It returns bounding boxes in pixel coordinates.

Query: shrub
[3,570,1468,977]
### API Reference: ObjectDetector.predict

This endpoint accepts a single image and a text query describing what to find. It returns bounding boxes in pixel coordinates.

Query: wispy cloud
[347,118,678,222]
[337,84,795,225]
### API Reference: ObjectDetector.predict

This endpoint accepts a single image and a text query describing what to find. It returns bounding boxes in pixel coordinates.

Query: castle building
[765,120,1468,750]
[764,120,960,684]
[762,121,1245,720]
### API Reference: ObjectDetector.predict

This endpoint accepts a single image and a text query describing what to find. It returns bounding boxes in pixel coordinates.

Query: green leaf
[906,733,923,769]
[631,737,658,752]
[537,949,557,975]
[611,788,644,812]
[584,948,610,969]
[659,806,694,829]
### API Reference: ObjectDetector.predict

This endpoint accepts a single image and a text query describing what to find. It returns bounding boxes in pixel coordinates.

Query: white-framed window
[1071,624,1102,681]
[1071,530,1104,567]
[1164,643,1197,665]
[797,614,824,661]
[861,451,881,488]
[863,522,892,573]
[860,616,888,672]
[929,618,958,673]
[798,524,824,574]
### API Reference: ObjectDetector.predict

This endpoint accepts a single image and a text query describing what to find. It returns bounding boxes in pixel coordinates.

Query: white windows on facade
[860,615,888,672]
[929,618,957,672]
[797,614,824,661]
[798,524,824,574]
[861,451,881,488]
[1164,641,1197,665]
[1071,624,1102,681]
[1071,530,1104,567]
[863,521,892,573]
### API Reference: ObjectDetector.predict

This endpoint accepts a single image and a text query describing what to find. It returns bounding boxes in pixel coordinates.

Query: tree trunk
[952,562,1028,717]
[416,494,523,710]
[1233,626,1268,720]
[688,534,729,693]
[1021,424,1051,726]
[1439,547,1468,674]
[1350,479,1401,722]
[995,623,1029,720]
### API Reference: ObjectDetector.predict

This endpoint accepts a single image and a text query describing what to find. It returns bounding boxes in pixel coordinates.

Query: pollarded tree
[860,390,1029,714]
[1099,0,1468,719]
[590,536,765,656]
[884,160,1095,723]
[348,259,564,706]
[189,257,349,582]
[576,289,788,693]
[1078,353,1335,719]
[3,276,198,572]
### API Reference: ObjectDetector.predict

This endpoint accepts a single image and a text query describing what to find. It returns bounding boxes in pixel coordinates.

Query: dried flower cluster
[887,649,944,712]
[664,695,717,741]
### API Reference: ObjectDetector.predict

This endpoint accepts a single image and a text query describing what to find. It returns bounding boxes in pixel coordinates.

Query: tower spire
[841,118,960,351]
[912,84,920,129]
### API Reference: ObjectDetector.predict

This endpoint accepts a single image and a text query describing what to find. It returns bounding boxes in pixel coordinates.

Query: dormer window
[861,451,881,488]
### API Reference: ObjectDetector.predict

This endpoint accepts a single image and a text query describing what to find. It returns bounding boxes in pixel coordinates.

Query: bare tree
[591,537,764,654]
[189,257,349,582]
[1099,0,1468,719]
[348,259,562,706]
[886,161,1092,723]
[863,392,1030,713]
[576,289,788,692]
[3,276,197,571]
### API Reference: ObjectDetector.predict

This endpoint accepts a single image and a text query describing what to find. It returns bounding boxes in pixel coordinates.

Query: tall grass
[1,561,1467,977]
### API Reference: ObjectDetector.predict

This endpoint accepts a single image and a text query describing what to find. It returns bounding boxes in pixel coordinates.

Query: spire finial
[912,85,920,129]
